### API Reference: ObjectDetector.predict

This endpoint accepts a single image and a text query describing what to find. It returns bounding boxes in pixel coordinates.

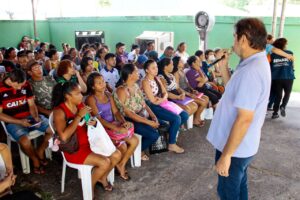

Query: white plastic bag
[87,118,116,157]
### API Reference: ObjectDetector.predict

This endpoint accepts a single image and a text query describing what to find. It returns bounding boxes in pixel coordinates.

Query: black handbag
[56,132,79,154]
[149,123,169,154]
[55,115,79,154]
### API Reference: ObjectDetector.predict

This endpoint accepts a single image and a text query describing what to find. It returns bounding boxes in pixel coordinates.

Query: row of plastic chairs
[1,113,142,200]
[48,113,142,200]
[0,121,52,174]
[1,107,212,200]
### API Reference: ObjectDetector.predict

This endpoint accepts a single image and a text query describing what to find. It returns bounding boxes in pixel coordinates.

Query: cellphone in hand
[28,118,42,128]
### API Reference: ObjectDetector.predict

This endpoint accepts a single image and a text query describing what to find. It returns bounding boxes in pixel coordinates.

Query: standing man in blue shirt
[206,18,271,200]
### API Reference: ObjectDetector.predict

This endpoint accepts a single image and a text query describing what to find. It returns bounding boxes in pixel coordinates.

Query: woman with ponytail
[172,56,209,127]
[52,82,121,194]
[86,72,138,180]
[142,59,188,154]
[113,64,160,161]
[157,57,198,124]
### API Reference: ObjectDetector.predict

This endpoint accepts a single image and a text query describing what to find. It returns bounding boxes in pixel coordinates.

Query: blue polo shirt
[270,50,295,80]
[207,51,271,158]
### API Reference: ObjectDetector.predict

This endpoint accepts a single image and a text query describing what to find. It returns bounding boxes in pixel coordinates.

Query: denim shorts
[5,115,49,142]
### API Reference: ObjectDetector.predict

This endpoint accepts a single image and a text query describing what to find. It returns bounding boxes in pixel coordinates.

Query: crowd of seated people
[0,35,243,197]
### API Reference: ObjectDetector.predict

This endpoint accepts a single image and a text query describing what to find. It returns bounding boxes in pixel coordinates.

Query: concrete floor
[12,93,300,200]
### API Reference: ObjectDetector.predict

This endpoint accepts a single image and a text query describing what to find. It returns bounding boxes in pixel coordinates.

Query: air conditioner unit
[135,31,174,56]
[75,31,105,50]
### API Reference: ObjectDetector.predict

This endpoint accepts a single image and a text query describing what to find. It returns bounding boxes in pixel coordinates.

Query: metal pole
[198,30,207,51]
[278,0,287,37]
[31,0,37,39]
[271,0,278,37]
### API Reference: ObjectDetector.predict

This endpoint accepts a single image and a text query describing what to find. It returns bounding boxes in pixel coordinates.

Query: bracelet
[76,114,83,119]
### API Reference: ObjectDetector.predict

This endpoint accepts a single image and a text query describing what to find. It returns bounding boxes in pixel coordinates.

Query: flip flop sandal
[118,173,131,181]
[98,182,113,192]
[39,159,48,166]
[33,166,45,174]
[193,120,205,127]
[141,154,149,161]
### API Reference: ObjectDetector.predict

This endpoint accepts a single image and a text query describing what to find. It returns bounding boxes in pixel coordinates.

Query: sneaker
[272,112,279,119]
[280,107,286,117]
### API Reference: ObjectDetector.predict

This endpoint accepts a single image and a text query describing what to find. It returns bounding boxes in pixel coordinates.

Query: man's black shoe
[280,107,286,117]
[272,113,279,119]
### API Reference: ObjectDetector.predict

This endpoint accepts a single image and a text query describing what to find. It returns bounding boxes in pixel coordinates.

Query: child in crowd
[100,53,120,91]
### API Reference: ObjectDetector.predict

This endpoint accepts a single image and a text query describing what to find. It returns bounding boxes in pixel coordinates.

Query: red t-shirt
[0,81,34,119]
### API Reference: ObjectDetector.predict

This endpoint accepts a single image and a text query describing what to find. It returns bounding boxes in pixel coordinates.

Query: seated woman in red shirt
[52,82,121,194]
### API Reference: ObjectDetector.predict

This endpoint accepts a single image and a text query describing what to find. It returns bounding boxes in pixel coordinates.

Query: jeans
[146,101,189,144]
[215,150,254,200]
[125,117,159,151]
[196,86,221,106]
[6,115,49,142]
[272,79,294,113]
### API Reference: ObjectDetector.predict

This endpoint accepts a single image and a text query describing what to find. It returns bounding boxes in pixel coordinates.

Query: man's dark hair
[131,44,139,51]
[39,42,46,49]
[17,50,27,58]
[104,53,116,61]
[204,49,213,59]
[116,42,125,49]
[0,47,7,52]
[267,34,273,41]
[46,49,58,59]
[147,41,154,46]
[37,49,44,54]
[234,18,267,50]
[94,42,101,49]
[26,50,33,55]
[195,50,203,57]
[48,44,57,50]
[165,46,174,51]
[273,38,288,50]
[81,43,90,52]
[90,44,97,50]
[27,60,39,71]
[8,69,26,83]
[102,44,109,50]
[4,47,15,59]
[187,56,197,67]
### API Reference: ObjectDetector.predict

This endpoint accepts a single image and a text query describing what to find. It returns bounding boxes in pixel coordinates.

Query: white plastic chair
[48,113,114,200]
[200,107,214,120]
[0,121,52,174]
[61,152,115,200]
[186,115,194,129]
[130,134,142,168]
